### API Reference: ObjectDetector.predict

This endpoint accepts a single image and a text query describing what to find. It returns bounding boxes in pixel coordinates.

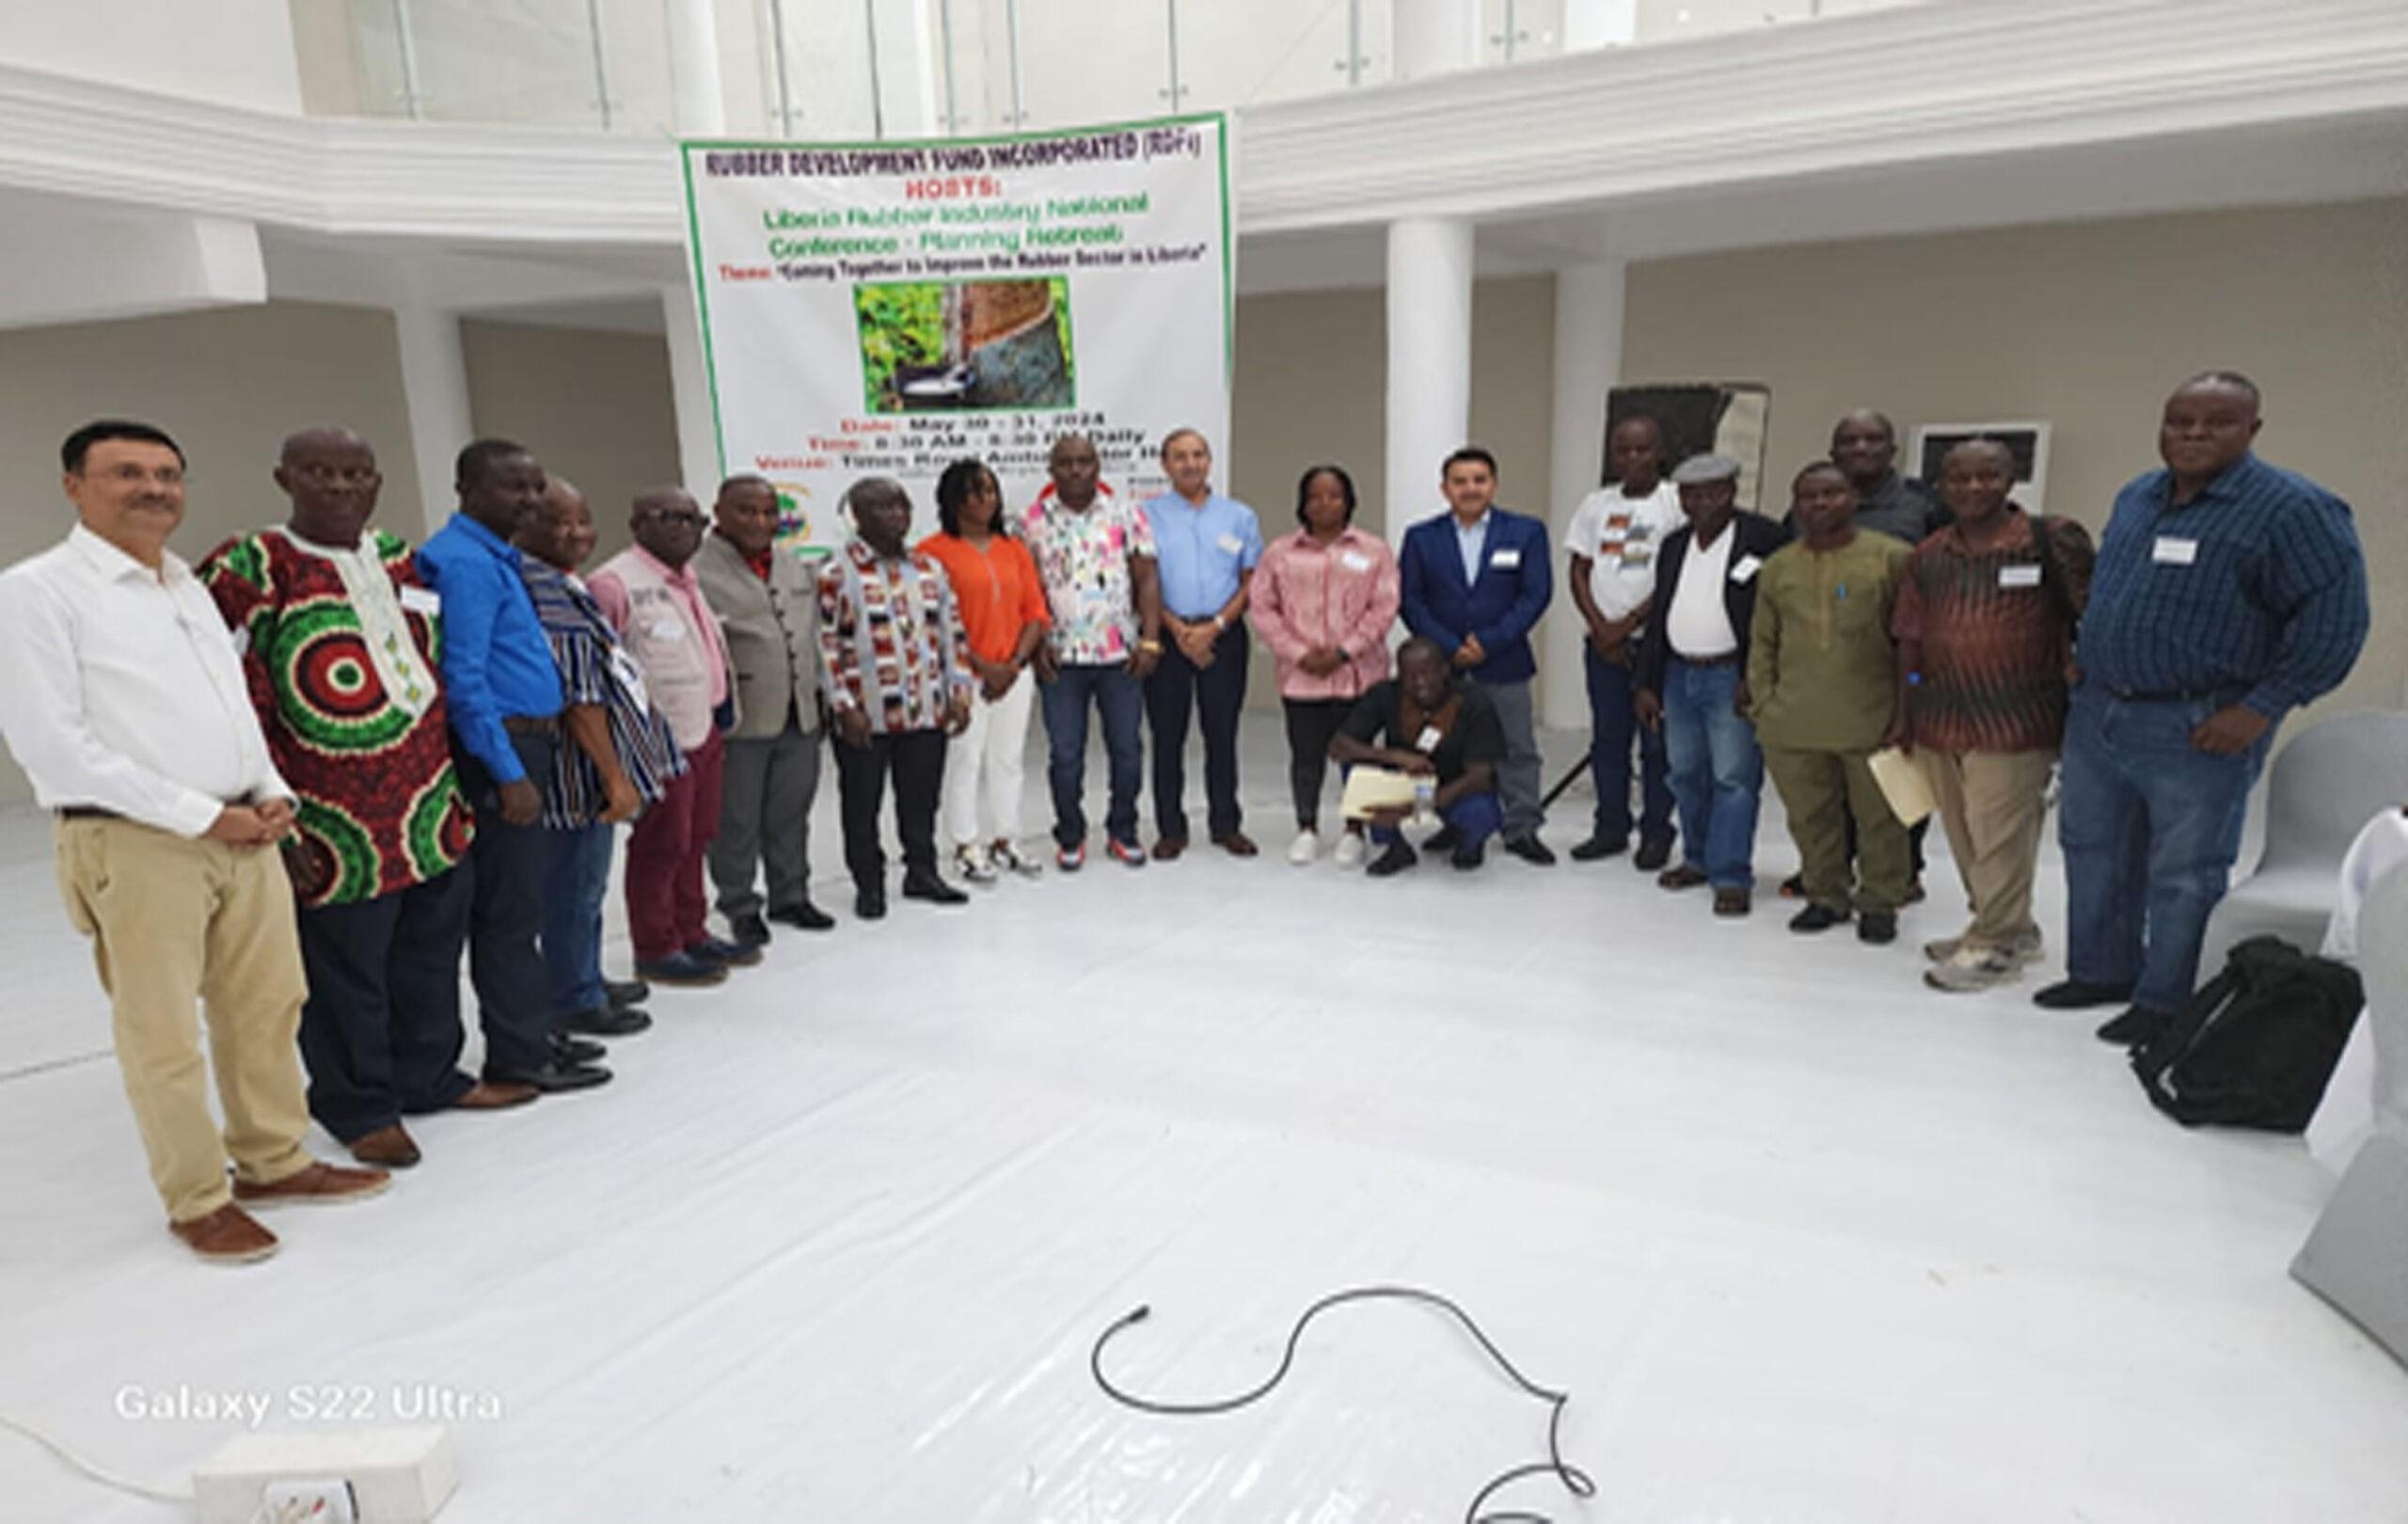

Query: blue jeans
[1660,658,1764,890]
[1586,645,1673,845]
[1370,790,1504,850]
[542,821,615,1022]
[2059,685,2270,1015]
[1040,662,1145,849]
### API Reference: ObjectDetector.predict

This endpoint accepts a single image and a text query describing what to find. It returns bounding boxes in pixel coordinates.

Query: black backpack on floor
[2131,936,2363,1134]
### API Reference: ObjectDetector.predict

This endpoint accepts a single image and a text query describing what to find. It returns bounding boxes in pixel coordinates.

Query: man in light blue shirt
[1140,428,1263,857]
[1455,515,1488,585]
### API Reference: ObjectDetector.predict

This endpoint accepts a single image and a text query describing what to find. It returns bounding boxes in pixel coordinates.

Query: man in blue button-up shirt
[418,439,604,1095]
[1400,446,1557,865]
[1140,429,1264,858]
[2036,373,2368,1044]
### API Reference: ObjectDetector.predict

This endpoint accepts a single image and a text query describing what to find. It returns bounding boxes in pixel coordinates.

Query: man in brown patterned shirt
[1891,439,2095,992]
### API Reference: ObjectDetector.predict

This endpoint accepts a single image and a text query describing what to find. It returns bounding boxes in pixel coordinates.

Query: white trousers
[942,671,1036,848]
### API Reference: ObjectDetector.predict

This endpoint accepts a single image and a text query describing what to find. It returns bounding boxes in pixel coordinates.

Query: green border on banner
[674,152,730,481]
[676,112,1235,467]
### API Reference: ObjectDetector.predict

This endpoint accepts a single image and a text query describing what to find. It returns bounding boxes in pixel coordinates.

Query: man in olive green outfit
[1750,461,1913,945]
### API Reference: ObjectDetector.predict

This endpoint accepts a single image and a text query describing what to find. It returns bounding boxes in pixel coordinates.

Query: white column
[1541,259,1627,727]
[391,303,475,539]
[869,0,942,138]
[1383,216,1477,552]
[662,281,723,494]
[666,0,728,135]
[1394,0,1483,79]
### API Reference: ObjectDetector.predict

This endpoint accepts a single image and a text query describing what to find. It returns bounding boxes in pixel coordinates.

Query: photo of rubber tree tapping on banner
[855,278,1076,413]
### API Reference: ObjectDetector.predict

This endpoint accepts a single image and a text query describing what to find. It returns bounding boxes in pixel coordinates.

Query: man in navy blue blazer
[1399,446,1557,864]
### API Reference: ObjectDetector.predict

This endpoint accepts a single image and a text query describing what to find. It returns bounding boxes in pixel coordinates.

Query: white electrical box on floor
[193,1427,455,1524]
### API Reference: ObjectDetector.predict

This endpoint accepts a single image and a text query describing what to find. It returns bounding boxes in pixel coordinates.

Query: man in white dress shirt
[0,421,389,1265]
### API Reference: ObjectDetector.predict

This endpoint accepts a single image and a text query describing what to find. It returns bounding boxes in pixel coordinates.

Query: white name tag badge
[607,645,651,708]
[1415,725,1444,754]
[650,618,685,641]
[1491,548,1522,570]
[1999,564,2043,589]
[2154,536,2199,565]
[1216,532,1244,555]
[1731,555,1763,585]
[1339,550,1372,573]
[400,585,441,615]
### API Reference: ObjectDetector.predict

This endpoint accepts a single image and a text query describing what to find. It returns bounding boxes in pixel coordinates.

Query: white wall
[2,0,302,113]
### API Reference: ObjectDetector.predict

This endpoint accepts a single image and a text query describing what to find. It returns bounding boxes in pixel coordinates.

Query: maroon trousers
[626,729,724,961]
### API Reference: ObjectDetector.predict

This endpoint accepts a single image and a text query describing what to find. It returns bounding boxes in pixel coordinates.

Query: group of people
[0,368,2368,1265]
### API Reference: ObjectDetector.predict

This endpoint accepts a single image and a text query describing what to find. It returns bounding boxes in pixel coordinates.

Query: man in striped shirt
[2037,373,2369,1045]
[518,479,693,1040]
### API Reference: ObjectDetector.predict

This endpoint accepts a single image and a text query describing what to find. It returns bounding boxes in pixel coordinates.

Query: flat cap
[1670,453,1741,484]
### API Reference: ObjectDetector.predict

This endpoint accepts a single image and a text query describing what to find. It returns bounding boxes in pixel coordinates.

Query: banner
[678,116,1233,555]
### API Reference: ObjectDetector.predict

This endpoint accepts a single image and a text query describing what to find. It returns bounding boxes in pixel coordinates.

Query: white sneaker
[955,846,998,885]
[1925,943,2024,993]
[1288,829,1321,865]
[990,841,1042,879]
[1926,926,2043,964]
[1333,832,1366,868]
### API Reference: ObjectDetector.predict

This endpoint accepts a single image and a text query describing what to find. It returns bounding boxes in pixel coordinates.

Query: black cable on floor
[1089,1284,1597,1524]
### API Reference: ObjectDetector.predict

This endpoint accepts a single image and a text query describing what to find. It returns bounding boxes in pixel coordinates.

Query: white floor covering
[2,727,2402,1523]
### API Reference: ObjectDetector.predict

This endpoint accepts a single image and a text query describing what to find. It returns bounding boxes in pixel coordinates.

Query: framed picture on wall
[1912,421,2052,515]
[1605,382,1773,512]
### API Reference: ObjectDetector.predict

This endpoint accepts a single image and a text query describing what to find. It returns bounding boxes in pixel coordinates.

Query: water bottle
[1412,775,1436,827]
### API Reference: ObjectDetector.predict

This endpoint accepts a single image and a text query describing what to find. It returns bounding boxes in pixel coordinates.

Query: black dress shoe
[1367,841,1418,878]
[1503,834,1558,866]
[2034,978,2135,1010]
[485,1060,611,1094]
[729,912,771,946]
[1789,903,1851,933]
[1858,911,1898,945]
[1568,834,1627,863]
[2097,1006,2176,1046]
[559,1005,652,1038]
[1634,838,1673,873]
[856,889,887,920]
[1450,838,1485,871]
[902,873,970,905]
[767,901,835,931]
[1422,823,1461,853]
[551,1032,607,1065]
[606,978,649,1009]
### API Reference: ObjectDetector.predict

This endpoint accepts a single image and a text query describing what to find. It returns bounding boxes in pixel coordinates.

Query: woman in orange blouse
[918,459,1052,882]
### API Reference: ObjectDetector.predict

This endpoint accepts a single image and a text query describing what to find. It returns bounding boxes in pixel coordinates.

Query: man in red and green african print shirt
[200,428,534,1169]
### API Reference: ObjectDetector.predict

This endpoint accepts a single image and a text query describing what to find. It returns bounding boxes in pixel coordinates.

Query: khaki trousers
[53,818,311,1224]
[1763,746,1911,913]
[1919,748,2056,952]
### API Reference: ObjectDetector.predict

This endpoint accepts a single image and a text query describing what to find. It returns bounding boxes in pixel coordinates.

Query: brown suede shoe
[1713,887,1752,917]
[232,1161,390,1209]
[1657,865,1710,891]
[1212,832,1259,858]
[169,1203,279,1264]
[452,1081,539,1111]
[348,1125,421,1169]
[1151,837,1188,861]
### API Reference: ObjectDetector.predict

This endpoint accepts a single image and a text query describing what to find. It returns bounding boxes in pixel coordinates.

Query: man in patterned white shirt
[818,477,975,919]
[1022,433,1164,870]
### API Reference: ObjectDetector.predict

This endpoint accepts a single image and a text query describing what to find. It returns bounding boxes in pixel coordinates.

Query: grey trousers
[1486,676,1545,839]
[709,720,822,918]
